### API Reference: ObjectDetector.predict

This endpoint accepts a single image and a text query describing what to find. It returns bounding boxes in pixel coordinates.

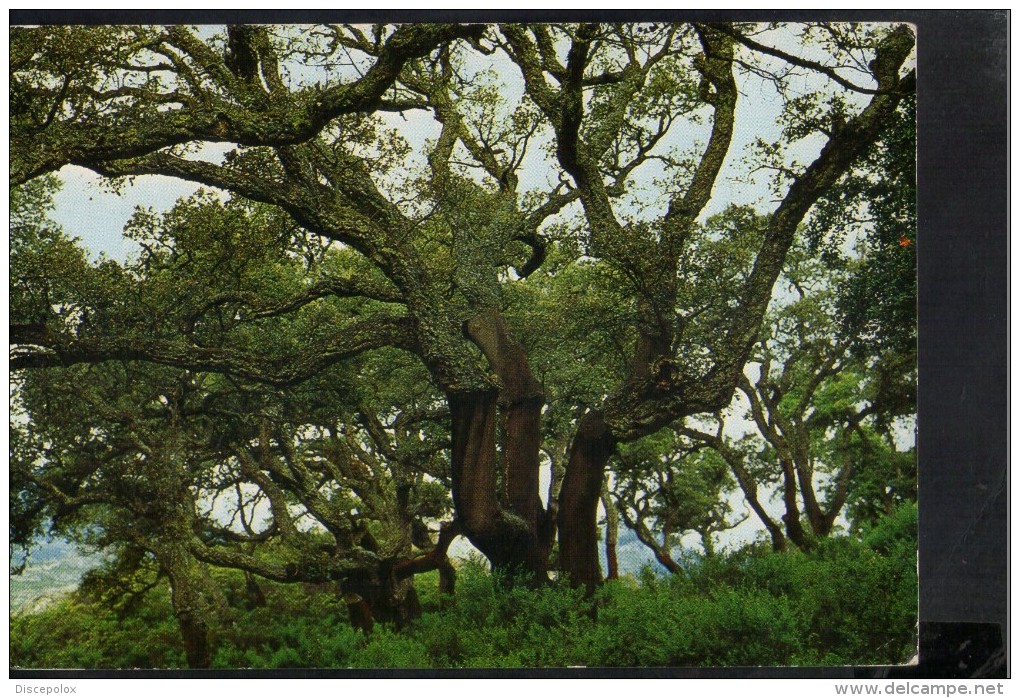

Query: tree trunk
[624,514,684,576]
[448,390,546,581]
[701,531,716,558]
[559,411,616,590]
[600,483,619,580]
[243,571,266,609]
[347,598,375,634]
[463,309,544,509]
[538,439,567,563]
[448,390,502,540]
[343,561,422,632]
[161,545,213,669]
[780,459,812,550]
[794,441,828,537]
[178,611,211,670]
[767,523,788,552]
[453,309,549,583]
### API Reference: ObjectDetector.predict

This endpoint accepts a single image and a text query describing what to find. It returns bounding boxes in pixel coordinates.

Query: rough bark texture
[10,24,486,186]
[159,542,213,669]
[601,483,620,581]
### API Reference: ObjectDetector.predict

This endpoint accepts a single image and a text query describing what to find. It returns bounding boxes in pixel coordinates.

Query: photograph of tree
[10,20,918,669]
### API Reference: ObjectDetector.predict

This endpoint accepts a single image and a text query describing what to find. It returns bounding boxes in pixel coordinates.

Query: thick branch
[619,504,683,575]
[705,23,906,96]
[600,26,914,440]
[11,315,416,386]
[12,24,486,186]
[184,275,404,328]
[392,519,461,581]
[717,26,915,371]
[188,538,370,584]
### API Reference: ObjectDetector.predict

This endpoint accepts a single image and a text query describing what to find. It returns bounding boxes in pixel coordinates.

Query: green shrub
[11,510,918,669]
[352,628,430,668]
[11,588,185,668]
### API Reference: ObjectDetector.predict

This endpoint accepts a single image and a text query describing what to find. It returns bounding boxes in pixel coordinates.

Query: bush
[11,510,918,669]
[11,587,185,668]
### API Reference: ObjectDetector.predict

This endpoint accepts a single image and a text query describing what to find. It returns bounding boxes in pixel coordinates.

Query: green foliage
[11,586,186,668]
[12,515,917,668]
[208,579,364,669]
[615,427,741,557]
[585,530,915,667]
[10,177,103,329]
[863,501,918,558]
[505,241,635,420]
[806,96,917,356]
[405,562,600,667]
[588,578,808,666]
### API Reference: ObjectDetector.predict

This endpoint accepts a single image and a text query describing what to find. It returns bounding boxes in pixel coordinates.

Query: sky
[29,22,915,570]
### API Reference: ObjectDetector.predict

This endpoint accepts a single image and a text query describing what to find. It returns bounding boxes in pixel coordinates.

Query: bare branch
[706,23,909,96]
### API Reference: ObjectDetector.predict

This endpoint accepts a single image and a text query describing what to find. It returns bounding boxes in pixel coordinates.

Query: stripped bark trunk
[559,411,616,590]
[343,562,422,632]
[451,308,549,582]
